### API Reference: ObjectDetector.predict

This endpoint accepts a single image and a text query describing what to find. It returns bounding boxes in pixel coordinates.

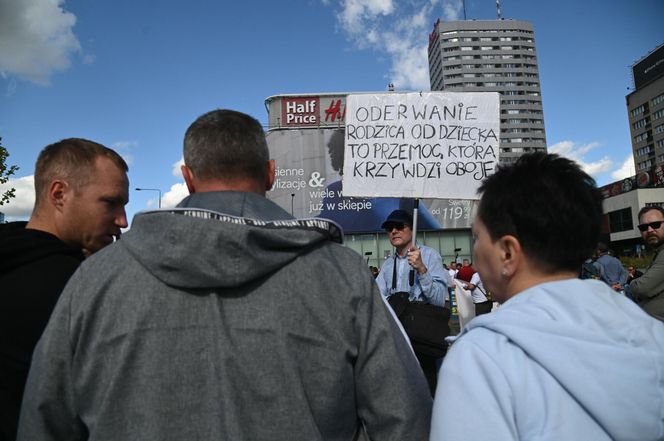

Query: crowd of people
[1,108,663,441]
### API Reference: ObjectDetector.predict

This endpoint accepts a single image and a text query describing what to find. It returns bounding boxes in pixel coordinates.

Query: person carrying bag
[375,210,451,395]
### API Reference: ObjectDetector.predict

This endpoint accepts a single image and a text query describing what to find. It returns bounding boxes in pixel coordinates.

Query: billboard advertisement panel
[266,128,477,233]
[268,95,347,129]
[598,165,664,198]
[633,45,664,89]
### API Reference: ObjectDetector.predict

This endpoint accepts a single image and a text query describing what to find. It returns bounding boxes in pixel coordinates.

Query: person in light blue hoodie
[430,153,664,441]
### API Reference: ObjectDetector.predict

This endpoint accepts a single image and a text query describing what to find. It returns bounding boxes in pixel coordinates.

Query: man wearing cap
[376,209,448,394]
[376,209,447,306]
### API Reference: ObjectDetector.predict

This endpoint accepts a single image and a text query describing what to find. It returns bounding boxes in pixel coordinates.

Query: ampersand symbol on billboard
[309,172,325,188]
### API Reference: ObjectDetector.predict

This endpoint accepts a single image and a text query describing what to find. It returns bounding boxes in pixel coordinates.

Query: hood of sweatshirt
[460,278,664,441]
[119,191,343,289]
[0,221,84,273]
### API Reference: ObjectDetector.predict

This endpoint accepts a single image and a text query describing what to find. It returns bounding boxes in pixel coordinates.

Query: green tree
[0,137,19,205]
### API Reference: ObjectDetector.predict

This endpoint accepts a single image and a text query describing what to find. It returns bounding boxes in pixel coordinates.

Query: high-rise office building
[428,19,547,163]
[627,43,664,173]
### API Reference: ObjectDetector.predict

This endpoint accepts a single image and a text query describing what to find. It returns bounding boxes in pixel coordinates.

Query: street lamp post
[135,187,162,208]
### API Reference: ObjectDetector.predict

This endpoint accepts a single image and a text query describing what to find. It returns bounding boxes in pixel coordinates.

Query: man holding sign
[345,91,499,395]
[376,209,448,394]
[376,209,448,305]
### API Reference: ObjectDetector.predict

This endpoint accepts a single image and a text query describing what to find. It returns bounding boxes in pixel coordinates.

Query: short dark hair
[638,205,664,222]
[184,109,269,182]
[34,138,128,206]
[477,152,602,273]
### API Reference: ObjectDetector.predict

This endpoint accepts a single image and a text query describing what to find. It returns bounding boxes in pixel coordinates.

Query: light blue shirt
[376,244,447,306]
[594,254,628,286]
[431,279,664,441]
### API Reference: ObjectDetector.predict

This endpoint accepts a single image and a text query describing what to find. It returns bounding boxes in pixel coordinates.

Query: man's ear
[499,235,521,277]
[181,165,195,194]
[49,180,69,211]
[265,159,275,191]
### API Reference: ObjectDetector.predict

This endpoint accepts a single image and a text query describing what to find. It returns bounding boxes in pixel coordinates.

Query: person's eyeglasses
[637,221,663,232]
[384,223,406,232]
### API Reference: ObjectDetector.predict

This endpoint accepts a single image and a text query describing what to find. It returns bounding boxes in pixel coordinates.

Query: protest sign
[342,92,500,200]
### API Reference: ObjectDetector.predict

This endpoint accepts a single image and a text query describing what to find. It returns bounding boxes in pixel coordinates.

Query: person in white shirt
[447,262,458,282]
[463,272,492,316]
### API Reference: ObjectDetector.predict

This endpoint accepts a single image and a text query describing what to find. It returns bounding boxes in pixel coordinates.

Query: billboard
[267,95,347,129]
[599,165,664,198]
[266,127,478,233]
[633,44,664,90]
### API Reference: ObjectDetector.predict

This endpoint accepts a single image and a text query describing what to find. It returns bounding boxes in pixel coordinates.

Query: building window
[635,132,651,142]
[656,124,664,134]
[653,94,664,106]
[634,118,648,129]
[653,109,664,120]
[630,105,645,117]
[608,208,633,233]
[636,146,652,156]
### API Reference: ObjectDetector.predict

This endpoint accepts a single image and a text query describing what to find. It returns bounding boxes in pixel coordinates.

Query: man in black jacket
[0,138,129,441]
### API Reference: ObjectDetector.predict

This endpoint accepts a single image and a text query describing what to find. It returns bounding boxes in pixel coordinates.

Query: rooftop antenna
[388,83,395,92]
[496,0,502,19]
[463,0,467,20]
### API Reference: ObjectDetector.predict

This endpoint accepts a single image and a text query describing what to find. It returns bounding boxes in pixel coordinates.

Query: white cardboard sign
[342,92,500,200]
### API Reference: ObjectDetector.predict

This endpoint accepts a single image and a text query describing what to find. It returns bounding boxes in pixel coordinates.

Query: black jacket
[0,222,83,441]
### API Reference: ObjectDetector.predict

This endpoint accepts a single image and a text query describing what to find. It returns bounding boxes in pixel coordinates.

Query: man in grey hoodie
[17,109,432,441]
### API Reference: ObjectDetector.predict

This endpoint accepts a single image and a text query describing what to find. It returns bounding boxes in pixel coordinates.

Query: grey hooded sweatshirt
[17,191,432,441]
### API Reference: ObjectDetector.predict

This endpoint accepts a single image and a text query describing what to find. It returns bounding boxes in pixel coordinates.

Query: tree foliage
[0,137,19,206]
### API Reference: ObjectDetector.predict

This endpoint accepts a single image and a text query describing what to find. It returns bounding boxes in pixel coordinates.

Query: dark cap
[381,209,413,229]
